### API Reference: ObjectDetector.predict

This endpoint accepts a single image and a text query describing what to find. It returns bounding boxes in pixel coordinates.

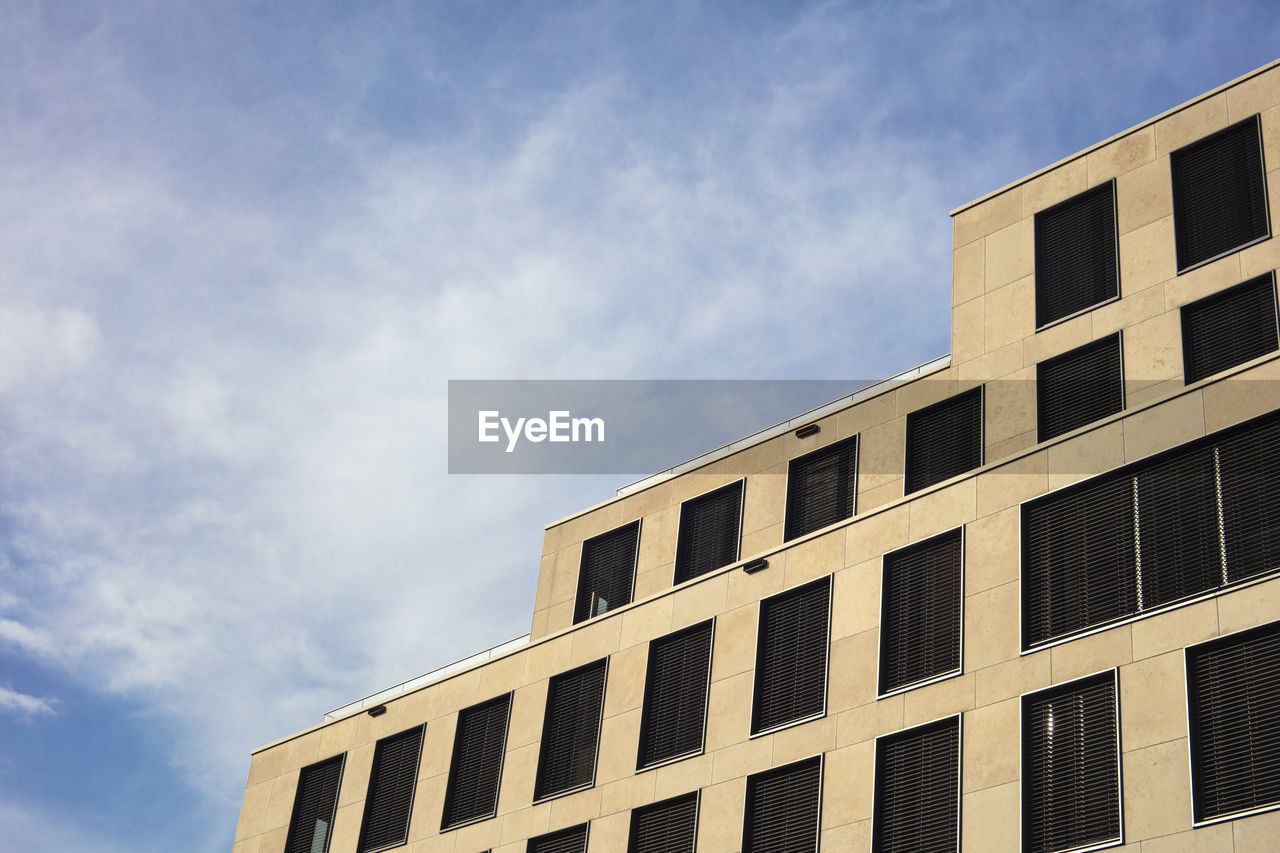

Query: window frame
[635,619,715,771]
[573,519,642,624]
[526,821,590,853]
[782,434,859,542]
[532,657,610,803]
[1035,332,1125,443]
[284,753,347,853]
[440,692,513,831]
[903,386,985,496]
[1179,271,1280,385]
[876,526,965,698]
[1020,669,1124,853]
[1033,179,1121,331]
[741,754,824,853]
[356,724,425,853]
[672,478,746,585]
[627,790,701,853]
[871,714,962,853]
[749,575,832,737]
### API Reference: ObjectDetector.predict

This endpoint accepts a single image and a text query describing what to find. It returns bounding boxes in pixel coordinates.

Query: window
[629,791,699,853]
[873,716,960,852]
[1022,408,1280,648]
[441,693,512,830]
[878,529,962,695]
[1037,333,1124,442]
[1023,672,1122,853]
[534,659,607,800]
[637,620,713,769]
[905,387,983,495]
[285,754,345,853]
[1035,181,1119,327]
[358,725,424,852]
[752,576,830,734]
[1171,114,1270,272]
[784,435,858,541]
[574,520,641,623]
[1181,272,1279,384]
[1186,620,1280,823]
[742,756,822,853]
[674,480,744,584]
[528,823,588,853]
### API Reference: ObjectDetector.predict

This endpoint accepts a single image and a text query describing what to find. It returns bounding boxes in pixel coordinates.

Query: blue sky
[1,2,1277,850]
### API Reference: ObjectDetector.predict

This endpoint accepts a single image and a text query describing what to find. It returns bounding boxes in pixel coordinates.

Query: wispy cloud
[0,686,55,717]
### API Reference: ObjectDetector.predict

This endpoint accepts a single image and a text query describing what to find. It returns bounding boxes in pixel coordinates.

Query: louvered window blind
[1023,673,1121,853]
[1171,115,1270,271]
[527,822,588,853]
[785,435,858,541]
[1036,333,1123,442]
[441,693,512,830]
[534,659,607,800]
[1035,181,1119,327]
[873,716,960,852]
[574,520,640,623]
[1187,620,1280,822]
[1022,408,1280,648]
[1181,273,1279,384]
[752,576,830,734]
[879,529,962,695]
[742,756,821,853]
[905,387,983,495]
[285,754,345,853]
[637,620,712,769]
[674,480,744,583]
[628,792,698,853]
[357,725,424,852]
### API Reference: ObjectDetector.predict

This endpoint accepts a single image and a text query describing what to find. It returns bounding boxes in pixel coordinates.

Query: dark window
[637,620,713,769]
[358,725,424,852]
[574,520,641,623]
[285,754,345,853]
[905,387,983,495]
[1023,672,1121,853]
[742,756,822,853]
[1035,181,1119,327]
[879,529,962,695]
[1022,408,1280,648]
[1181,272,1279,384]
[674,481,744,583]
[528,823,588,853]
[873,716,960,853]
[629,792,699,853]
[1171,114,1270,271]
[752,577,830,734]
[1187,620,1280,823]
[441,693,512,830]
[534,659,607,800]
[1037,333,1124,442]
[785,435,858,541]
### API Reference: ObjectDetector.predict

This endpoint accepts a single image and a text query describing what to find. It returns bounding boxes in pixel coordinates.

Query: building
[234,59,1280,853]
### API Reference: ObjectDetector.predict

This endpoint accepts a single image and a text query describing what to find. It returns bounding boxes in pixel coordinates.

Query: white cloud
[0,686,55,717]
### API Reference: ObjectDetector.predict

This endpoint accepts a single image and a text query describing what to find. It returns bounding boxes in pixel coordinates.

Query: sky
[1,1,1278,850]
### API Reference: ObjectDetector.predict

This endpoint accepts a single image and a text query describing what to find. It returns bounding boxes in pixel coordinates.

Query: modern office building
[235,59,1280,852]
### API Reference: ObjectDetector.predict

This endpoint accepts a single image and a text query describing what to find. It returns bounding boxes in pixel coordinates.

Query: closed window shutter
[1133,446,1221,609]
[1181,273,1279,384]
[905,387,983,495]
[535,659,607,800]
[1187,620,1280,822]
[873,716,959,852]
[1035,181,1119,327]
[441,694,512,829]
[285,754,345,853]
[785,435,858,541]
[358,725,424,852]
[879,529,962,694]
[1023,673,1121,853]
[1218,413,1280,581]
[674,480,744,583]
[637,621,712,769]
[528,823,588,853]
[1037,333,1123,442]
[574,520,640,623]
[1023,471,1136,647]
[628,792,698,853]
[752,577,830,734]
[742,756,821,853]
[1171,115,1269,271]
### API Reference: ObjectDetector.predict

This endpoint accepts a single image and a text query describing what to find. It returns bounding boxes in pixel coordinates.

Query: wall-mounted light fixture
[742,557,769,574]
[794,423,821,439]
[366,704,388,717]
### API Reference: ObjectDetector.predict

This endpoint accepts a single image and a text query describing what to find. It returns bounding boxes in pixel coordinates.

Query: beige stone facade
[236,59,1280,853]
